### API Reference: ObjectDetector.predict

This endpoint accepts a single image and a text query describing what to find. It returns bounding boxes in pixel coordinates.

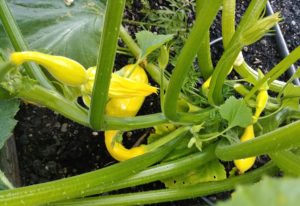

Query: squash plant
[0,0,300,205]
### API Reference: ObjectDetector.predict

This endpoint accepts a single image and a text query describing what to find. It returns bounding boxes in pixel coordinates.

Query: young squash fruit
[10,51,88,87]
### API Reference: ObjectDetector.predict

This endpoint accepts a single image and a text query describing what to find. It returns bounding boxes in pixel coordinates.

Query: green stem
[89,0,126,130]
[208,0,268,105]
[14,79,168,130]
[208,42,243,105]
[234,62,286,92]
[119,25,141,59]
[146,126,190,151]
[269,150,300,176]
[0,0,55,90]
[245,46,300,101]
[197,33,214,79]
[19,83,169,129]
[174,107,216,124]
[18,84,90,127]
[196,0,214,79]
[0,135,180,206]
[145,63,170,89]
[50,144,216,202]
[164,0,222,121]
[222,0,236,48]
[103,113,167,130]
[215,120,300,161]
[51,162,277,206]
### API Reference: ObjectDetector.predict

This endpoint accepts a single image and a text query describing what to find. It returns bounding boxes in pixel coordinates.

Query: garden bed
[1,0,300,205]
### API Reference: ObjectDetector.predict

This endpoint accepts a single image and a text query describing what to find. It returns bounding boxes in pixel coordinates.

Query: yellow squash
[10,51,88,87]
[104,64,153,161]
[234,72,269,173]
[233,125,256,174]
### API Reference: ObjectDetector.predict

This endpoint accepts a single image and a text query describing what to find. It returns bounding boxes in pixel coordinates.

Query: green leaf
[219,96,252,128]
[0,99,19,149]
[0,0,105,68]
[217,177,300,206]
[163,160,226,188]
[281,84,300,110]
[0,87,11,100]
[257,109,289,135]
[0,169,14,190]
[136,31,173,60]
[283,84,300,98]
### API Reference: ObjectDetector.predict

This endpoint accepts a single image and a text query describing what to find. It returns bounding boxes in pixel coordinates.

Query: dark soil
[13,0,299,205]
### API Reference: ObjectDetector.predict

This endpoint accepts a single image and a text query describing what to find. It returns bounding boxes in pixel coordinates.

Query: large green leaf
[0,56,19,150]
[218,177,300,206]
[0,0,105,68]
[0,169,13,190]
[0,99,19,149]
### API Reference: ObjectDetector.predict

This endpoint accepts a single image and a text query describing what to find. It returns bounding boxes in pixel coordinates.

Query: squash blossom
[82,64,155,161]
[10,51,88,87]
[10,51,156,161]
[81,65,157,106]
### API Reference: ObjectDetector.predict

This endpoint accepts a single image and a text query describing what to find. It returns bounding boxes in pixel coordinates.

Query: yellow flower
[81,65,157,107]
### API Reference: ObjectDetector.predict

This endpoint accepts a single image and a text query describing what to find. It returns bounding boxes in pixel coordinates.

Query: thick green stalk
[270,150,300,176]
[146,126,190,151]
[103,113,167,130]
[222,0,236,48]
[49,144,216,203]
[245,46,300,101]
[89,0,126,130]
[196,0,214,79]
[215,120,300,161]
[119,25,141,59]
[197,33,214,79]
[15,80,169,130]
[105,106,214,130]
[208,0,268,105]
[163,0,222,122]
[0,135,180,206]
[12,77,168,130]
[208,42,242,105]
[0,0,55,90]
[222,0,285,94]
[234,62,285,92]
[50,162,277,206]
[175,107,216,124]
[17,84,90,127]
[145,63,170,89]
